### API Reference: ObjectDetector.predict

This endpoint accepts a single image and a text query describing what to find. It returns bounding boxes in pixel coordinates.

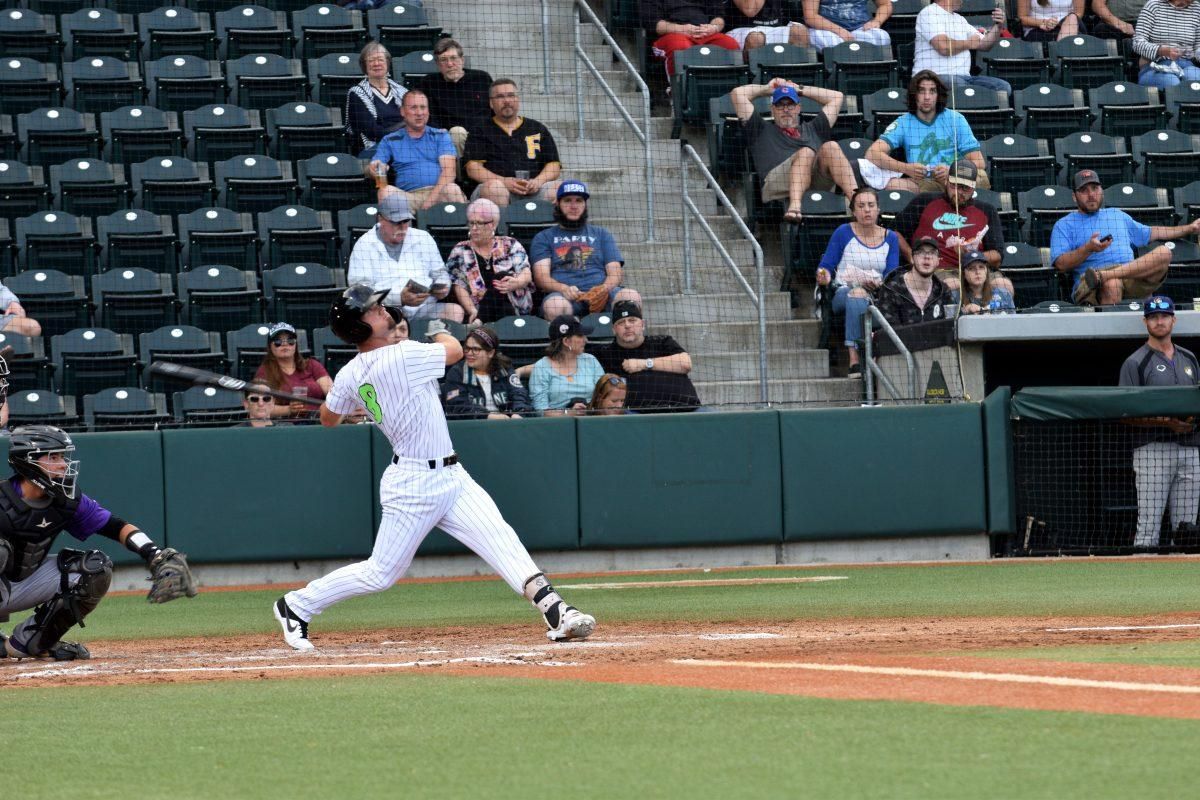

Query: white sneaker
[545,605,595,642]
[273,597,315,651]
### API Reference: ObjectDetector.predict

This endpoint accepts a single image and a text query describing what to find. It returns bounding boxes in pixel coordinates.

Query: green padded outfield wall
[983,387,1015,535]
[370,417,580,556]
[576,411,783,548]
[780,403,988,540]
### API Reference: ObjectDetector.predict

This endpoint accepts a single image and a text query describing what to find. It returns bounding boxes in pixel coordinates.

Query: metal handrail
[541,0,552,95]
[863,304,918,403]
[570,0,654,241]
[680,142,768,406]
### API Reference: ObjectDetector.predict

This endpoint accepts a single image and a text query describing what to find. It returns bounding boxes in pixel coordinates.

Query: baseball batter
[273,284,595,650]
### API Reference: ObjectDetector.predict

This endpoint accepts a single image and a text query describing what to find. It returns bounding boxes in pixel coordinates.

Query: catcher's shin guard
[10,548,111,657]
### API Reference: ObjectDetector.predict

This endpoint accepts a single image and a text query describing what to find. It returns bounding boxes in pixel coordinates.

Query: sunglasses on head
[1148,298,1172,311]
[271,337,296,346]
[246,394,272,403]
[605,376,627,386]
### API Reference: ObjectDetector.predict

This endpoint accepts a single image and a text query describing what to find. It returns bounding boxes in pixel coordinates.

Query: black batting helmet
[329,284,391,344]
[9,425,79,500]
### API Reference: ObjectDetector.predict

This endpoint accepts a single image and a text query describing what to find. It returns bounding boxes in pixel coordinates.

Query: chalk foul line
[558,577,848,590]
[670,659,1200,695]
[1044,623,1200,633]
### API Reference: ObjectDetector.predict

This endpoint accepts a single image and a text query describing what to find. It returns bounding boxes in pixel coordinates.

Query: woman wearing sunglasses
[587,373,629,415]
[441,327,531,419]
[254,322,333,419]
[236,384,292,428]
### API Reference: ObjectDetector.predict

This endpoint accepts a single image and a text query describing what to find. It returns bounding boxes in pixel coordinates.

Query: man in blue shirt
[368,89,466,211]
[1051,170,1200,305]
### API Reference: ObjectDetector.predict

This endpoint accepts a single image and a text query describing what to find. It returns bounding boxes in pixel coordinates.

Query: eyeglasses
[271,337,296,346]
[436,53,462,63]
[467,219,495,227]
[246,395,271,403]
[464,345,488,353]
[491,92,519,100]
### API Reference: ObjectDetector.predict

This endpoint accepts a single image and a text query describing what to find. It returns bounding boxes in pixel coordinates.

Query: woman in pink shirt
[254,322,332,419]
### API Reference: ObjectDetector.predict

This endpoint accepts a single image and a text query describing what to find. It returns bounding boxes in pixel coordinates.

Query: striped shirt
[1131,0,1200,61]
[325,340,453,459]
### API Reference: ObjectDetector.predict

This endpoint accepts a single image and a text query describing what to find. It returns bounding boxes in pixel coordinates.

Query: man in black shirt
[414,38,492,156]
[464,79,562,207]
[596,301,701,412]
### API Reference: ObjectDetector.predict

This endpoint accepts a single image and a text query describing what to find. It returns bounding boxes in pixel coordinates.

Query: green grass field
[5,559,1200,799]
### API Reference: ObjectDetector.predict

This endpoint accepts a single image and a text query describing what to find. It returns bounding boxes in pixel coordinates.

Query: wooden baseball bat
[146,361,324,406]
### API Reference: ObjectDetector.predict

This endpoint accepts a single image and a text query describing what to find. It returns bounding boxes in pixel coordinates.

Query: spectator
[1131,0,1200,88]
[802,0,892,49]
[415,38,492,155]
[347,190,463,323]
[953,250,1016,313]
[1090,0,1145,40]
[530,181,642,319]
[441,326,532,420]
[1118,295,1200,550]
[447,198,535,323]
[1017,0,1084,40]
[725,0,813,50]
[874,236,954,326]
[529,315,606,415]
[387,307,409,342]
[463,79,562,207]
[863,72,991,193]
[731,79,857,223]
[912,0,1012,93]
[1052,169,1200,305]
[815,187,902,374]
[236,384,291,428]
[588,374,630,415]
[643,0,740,82]
[345,41,407,157]
[0,281,40,337]
[254,323,332,419]
[596,301,702,413]
[369,90,466,211]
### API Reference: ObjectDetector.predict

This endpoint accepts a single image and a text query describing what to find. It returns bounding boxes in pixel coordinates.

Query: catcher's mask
[9,425,80,500]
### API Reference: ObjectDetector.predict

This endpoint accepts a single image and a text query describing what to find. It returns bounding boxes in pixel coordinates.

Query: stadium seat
[101,106,185,166]
[92,267,178,336]
[582,311,614,347]
[171,385,246,427]
[48,159,133,219]
[0,115,16,161]
[951,85,1017,139]
[1018,185,1078,248]
[1165,81,1200,134]
[51,326,138,398]
[139,6,219,61]
[396,50,438,87]
[1145,239,1200,302]
[1088,82,1168,140]
[876,188,915,225]
[1104,182,1175,227]
[973,187,1020,242]
[15,211,100,281]
[1054,131,1135,186]
[822,41,900,97]
[366,2,444,58]
[976,37,1050,91]
[498,198,555,255]
[60,8,140,62]
[215,154,299,215]
[671,46,752,139]
[491,315,549,368]
[836,137,871,186]
[0,160,53,223]
[138,323,226,385]
[800,92,865,139]
[267,102,347,161]
[131,155,217,217]
[183,104,269,164]
[63,57,145,115]
[1014,83,1091,146]
[706,93,768,180]
[0,218,13,276]
[5,269,90,338]
[0,9,62,64]
[862,87,907,139]
[262,261,345,331]
[293,4,368,60]
[1021,299,1086,313]
[998,242,1058,306]
[416,201,468,262]
[83,387,170,432]
[17,107,102,168]
[215,5,294,60]
[1048,35,1123,92]
[311,324,357,376]
[308,53,361,108]
[337,202,379,262]
[7,389,81,430]
[782,191,850,300]
[1174,181,1200,224]
[0,330,51,390]
[1132,130,1200,190]
[227,321,309,381]
[178,264,263,330]
[256,204,339,269]
[178,207,260,271]
[981,134,1057,196]
[97,208,180,274]
[749,43,822,87]
[297,151,371,211]
[145,55,227,113]
[225,54,307,111]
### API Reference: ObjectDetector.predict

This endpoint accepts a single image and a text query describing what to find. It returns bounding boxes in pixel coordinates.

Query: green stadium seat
[311,324,357,377]
[1174,181,1200,224]
[92,266,178,336]
[5,269,90,338]
[215,5,294,60]
[952,85,1017,139]
[998,242,1058,306]
[862,87,906,139]
[131,155,217,217]
[96,208,180,274]
[491,315,549,368]
[138,6,219,61]
[178,207,260,272]
[145,55,227,113]
[294,4,368,61]
[1088,82,1169,140]
[7,389,81,430]
[297,151,371,211]
[1018,185,1077,248]
[0,9,62,65]
[1049,35,1123,92]
[1104,182,1175,227]
[396,50,437,87]
[671,45,752,139]
[749,43,822,86]
[1132,130,1200,190]
[49,159,133,219]
[256,204,339,269]
[139,324,227,396]
[498,198,555,256]
[215,154,299,215]
[982,134,1058,196]
[1054,131,1134,186]
[63,57,146,115]
[101,106,185,166]
[15,210,100,281]
[1014,83,1091,147]
[366,2,444,58]
[416,201,468,262]
[262,261,346,331]
[183,104,269,165]
[308,53,361,108]
[0,330,53,391]
[225,54,307,111]
[0,160,53,223]
[337,202,379,263]
[60,8,140,62]
[178,264,264,331]
[17,107,102,168]
[1165,81,1200,134]
[822,41,900,96]
[266,102,348,162]
[82,386,170,432]
[51,326,138,398]
[976,37,1050,91]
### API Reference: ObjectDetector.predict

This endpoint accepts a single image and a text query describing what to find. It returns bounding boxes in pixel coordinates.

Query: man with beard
[1052,170,1200,305]
[530,181,642,320]
[873,236,954,327]
[414,38,492,155]
[463,79,562,207]
[595,301,701,413]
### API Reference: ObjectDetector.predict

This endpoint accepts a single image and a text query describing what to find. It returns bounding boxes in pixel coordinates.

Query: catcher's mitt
[580,285,609,314]
[147,548,198,604]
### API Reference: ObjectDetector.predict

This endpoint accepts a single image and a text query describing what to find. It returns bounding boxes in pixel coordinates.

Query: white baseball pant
[1132,441,1200,547]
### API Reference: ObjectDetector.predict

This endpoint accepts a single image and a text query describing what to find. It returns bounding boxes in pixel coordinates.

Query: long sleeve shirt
[1131,0,1200,61]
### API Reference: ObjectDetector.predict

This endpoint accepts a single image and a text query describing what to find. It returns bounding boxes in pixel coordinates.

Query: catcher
[0,425,196,661]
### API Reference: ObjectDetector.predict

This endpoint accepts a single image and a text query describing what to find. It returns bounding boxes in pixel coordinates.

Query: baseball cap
[556,180,589,200]
[548,314,588,341]
[612,300,642,321]
[947,160,977,189]
[1144,295,1175,316]
[912,236,940,253]
[267,322,296,339]
[1073,169,1102,191]
[771,86,800,105]
[376,192,414,222]
[963,249,987,267]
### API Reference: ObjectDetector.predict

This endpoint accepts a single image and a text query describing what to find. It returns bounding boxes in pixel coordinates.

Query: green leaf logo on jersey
[358,383,382,422]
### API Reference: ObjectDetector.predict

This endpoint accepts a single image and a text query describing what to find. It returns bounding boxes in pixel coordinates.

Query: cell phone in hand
[1100,234,1113,243]
[429,283,448,293]
[405,279,430,294]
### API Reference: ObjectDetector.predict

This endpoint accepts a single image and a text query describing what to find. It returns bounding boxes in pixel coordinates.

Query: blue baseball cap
[1145,295,1175,316]
[556,180,589,200]
[964,250,987,266]
[771,86,801,105]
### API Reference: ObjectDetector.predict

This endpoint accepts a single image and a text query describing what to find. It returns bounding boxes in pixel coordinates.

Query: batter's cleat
[546,605,595,642]
[273,597,314,651]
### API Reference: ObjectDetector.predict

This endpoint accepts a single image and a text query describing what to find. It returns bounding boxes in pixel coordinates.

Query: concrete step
[557,139,688,168]
[621,265,784,296]
[585,189,722,218]
[521,91,660,121]
[621,239,764,268]
[506,70,643,96]
[601,215,751,243]
[549,116,676,141]
[641,291,792,326]
[695,377,864,407]
[666,319,823,352]
[690,349,831,382]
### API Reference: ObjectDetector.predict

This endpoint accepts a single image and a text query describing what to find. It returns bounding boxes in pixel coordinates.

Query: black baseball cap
[549,314,588,340]
[912,236,940,253]
[612,300,642,321]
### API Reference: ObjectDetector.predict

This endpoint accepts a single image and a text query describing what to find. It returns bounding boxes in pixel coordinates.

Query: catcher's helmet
[329,284,391,344]
[9,425,79,500]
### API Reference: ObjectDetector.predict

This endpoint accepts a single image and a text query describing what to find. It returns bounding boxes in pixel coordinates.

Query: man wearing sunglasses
[236,384,291,428]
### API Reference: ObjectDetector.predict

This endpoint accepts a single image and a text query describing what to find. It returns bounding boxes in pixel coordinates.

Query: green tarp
[1010,386,1200,421]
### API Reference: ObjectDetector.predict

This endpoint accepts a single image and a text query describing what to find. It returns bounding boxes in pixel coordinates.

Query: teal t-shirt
[880,109,981,166]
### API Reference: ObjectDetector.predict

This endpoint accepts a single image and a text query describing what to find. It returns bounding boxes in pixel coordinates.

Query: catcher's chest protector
[0,479,78,582]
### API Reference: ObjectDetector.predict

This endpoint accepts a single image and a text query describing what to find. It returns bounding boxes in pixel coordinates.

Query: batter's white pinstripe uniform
[284,340,543,621]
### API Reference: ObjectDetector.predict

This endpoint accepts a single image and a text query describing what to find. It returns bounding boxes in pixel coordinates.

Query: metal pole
[681,143,692,294]
[643,81,655,241]
[573,6,584,140]
[864,312,875,403]
[541,0,552,95]
[756,228,767,407]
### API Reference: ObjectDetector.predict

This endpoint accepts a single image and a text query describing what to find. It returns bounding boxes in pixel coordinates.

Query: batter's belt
[392,454,459,469]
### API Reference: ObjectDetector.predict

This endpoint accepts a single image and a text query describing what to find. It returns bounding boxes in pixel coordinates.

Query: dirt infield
[5,613,1200,719]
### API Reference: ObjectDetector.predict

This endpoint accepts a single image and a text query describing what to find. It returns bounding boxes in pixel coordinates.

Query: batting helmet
[329,284,391,344]
[9,425,80,500]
